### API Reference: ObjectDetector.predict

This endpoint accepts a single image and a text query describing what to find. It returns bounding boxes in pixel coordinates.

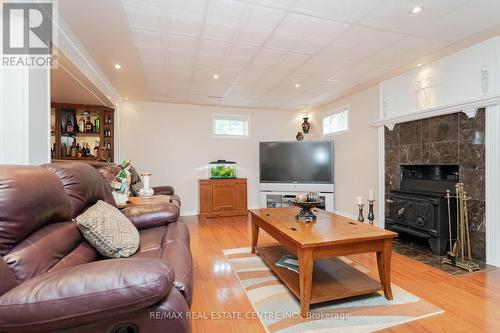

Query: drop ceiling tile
[292,56,350,80]
[125,9,164,33]
[123,0,164,12]
[241,5,286,31]
[320,39,381,62]
[208,0,247,26]
[367,48,417,67]
[166,15,203,37]
[165,35,198,54]
[336,25,403,50]
[168,51,197,64]
[331,62,394,85]
[203,22,237,42]
[235,28,271,47]
[199,39,231,57]
[361,0,469,37]
[244,0,295,10]
[166,0,208,19]
[418,1,500,42]
[293,0,385,23]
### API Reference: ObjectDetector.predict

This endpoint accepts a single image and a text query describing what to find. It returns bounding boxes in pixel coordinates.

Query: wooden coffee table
[249,207,397,317]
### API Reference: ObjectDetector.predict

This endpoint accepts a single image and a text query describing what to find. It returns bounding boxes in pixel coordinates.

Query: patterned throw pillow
[76,200,140,258]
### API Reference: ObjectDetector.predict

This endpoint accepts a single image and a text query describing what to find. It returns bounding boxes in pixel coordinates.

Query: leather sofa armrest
[152,185,175,195]
[122,202,179,230]
[0,258,174,333]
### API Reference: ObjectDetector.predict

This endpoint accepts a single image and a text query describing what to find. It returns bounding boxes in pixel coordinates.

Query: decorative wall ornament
[415,77,433,110]
[463,108,479,119]
[481,65,489,95]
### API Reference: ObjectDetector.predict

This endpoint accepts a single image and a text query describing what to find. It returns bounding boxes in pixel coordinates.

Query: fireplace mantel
[369,93,500,129]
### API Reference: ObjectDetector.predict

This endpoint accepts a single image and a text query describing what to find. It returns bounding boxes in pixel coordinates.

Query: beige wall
[314,85,380,220]
[119,101,318,215]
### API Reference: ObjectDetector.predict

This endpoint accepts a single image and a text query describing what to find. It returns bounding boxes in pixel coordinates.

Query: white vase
[139,172,154,198]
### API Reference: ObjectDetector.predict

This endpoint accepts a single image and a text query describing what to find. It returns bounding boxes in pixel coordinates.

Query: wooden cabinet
[199,178,248,218]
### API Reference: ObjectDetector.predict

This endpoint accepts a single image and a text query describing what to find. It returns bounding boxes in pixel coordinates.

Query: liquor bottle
[61,143,67,157]
[94,114,100,134]
[78,115,85,133]
[76,143,82,157]
[66,115,74,133]
[94,141,99,156]
[86,143,91,157]
[70,142,77,157]
[85,116,93,133]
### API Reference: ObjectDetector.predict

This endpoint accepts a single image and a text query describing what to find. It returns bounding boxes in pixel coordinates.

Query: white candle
[368,189,374,201]
[356,196,363,205]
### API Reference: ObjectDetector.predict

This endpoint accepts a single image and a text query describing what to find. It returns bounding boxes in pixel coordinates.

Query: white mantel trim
[369,93,500,128]
[485,105,500,267]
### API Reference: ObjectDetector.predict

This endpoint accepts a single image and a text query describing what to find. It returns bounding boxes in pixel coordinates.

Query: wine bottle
[78,115,85,133]
[85,116,93,133]
[94,114,100,134]
[66,115,74,133]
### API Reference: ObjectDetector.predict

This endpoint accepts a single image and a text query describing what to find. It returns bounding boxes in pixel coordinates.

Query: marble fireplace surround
[371,98,500,267]
[384,110,486,260]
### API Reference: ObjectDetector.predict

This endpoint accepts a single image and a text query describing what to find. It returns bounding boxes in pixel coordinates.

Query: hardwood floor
[183,215,500,333]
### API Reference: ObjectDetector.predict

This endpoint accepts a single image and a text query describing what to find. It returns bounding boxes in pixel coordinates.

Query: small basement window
[213,114,249,137]
[323,106,349,135]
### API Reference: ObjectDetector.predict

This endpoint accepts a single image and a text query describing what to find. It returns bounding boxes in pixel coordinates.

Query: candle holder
[357,204,365,222]
[367,200,375,226]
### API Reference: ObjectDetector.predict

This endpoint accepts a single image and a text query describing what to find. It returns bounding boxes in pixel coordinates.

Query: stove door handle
[385,199,394,203]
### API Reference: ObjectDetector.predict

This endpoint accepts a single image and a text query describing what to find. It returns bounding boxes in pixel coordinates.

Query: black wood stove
[385,165,458,255]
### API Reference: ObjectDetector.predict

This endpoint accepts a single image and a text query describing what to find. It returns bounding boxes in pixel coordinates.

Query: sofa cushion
[0,258,174,333]
[44,163,116,218]
[76,200,139,258]
[0,166,71,256]
[4,222,82,282]
[133,223,193,305]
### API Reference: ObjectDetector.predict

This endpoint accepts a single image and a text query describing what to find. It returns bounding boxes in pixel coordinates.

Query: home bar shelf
[51,102,115,162]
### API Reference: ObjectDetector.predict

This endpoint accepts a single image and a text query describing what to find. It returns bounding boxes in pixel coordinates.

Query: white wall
[314,86,380,221]
[119,101,315,215]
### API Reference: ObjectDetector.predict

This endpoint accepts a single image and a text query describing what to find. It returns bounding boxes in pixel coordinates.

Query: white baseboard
[180,210,198,217]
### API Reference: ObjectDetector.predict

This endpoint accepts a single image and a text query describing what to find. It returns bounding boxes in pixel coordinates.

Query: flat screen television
[259,141,334,184]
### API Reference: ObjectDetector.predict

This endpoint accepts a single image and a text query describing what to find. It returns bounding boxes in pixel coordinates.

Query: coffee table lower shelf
[256,245,383,305]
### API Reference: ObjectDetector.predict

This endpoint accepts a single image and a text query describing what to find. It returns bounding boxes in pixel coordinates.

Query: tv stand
[259,191,334,212]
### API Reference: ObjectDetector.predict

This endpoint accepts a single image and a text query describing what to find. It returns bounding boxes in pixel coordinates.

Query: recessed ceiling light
[416,63,422,67]
[213,74,219,79]
[114,64,122,70]
[124,97,129,100]
[295,83,300,88]
[410,5,423,14]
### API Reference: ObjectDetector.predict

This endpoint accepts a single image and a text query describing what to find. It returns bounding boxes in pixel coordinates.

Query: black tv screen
[259,141,334,183]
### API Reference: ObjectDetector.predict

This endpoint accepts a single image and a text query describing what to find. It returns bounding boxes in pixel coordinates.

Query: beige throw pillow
[76,200,140,258]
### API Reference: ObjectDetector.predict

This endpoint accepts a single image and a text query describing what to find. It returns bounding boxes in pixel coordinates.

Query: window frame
[212,114,250,139]
[322,105,350,136]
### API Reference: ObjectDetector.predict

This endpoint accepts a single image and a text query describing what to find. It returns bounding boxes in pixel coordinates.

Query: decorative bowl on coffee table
[291,200,323,223]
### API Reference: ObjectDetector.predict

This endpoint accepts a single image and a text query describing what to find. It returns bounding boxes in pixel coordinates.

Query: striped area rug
[223,247,443,333]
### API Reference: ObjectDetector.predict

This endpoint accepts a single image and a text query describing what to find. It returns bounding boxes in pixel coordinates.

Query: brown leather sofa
[88,161,179,203]
[0,163,192,333]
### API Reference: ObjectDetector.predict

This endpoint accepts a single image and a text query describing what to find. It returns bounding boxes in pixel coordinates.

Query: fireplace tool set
[442,183,480,272]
